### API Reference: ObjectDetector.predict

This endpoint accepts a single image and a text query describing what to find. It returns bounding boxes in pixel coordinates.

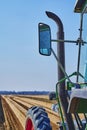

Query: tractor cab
[68,0,87,113]
[38,0,87,130]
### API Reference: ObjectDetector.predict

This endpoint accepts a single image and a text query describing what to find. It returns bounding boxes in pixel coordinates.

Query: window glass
[79,13,87,82]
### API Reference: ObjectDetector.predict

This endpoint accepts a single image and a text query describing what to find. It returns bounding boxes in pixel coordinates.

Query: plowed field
[1,95,60,130]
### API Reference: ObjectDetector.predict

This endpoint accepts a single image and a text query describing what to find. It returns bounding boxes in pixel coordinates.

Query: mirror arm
[51,48,73,84]
[51,39,86,44]
[51,39,77,43]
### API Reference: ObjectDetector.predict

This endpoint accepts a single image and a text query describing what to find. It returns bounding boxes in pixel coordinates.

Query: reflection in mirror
[38,23,51,56]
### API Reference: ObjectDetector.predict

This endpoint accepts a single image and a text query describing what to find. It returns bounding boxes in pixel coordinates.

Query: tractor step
[68,89,87,113]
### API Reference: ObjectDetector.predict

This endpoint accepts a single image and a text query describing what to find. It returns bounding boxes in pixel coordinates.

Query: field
[0,95,60,130]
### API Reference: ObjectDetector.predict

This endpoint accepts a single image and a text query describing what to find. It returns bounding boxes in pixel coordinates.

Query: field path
[1,95,60,130]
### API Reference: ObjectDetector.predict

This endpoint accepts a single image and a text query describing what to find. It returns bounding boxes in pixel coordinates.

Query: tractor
[25,0,87,130]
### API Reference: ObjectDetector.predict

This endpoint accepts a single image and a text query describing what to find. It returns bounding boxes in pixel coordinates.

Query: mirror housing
[38,23,51,56]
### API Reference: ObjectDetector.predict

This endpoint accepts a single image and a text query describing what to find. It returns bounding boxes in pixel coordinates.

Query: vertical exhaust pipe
[46,11,75,130]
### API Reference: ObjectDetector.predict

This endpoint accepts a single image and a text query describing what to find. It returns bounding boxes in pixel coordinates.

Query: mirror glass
[38,23,51,56]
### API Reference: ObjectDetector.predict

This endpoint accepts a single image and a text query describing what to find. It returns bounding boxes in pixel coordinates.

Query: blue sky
[0,0,80,91]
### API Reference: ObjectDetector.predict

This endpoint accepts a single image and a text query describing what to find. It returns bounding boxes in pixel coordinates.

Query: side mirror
[38,23,51,56]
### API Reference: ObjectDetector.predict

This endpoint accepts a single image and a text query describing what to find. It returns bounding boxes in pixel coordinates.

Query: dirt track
[1,95,60,130]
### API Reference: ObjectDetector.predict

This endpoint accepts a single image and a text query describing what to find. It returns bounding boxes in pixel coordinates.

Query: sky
[0,0,80,91]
